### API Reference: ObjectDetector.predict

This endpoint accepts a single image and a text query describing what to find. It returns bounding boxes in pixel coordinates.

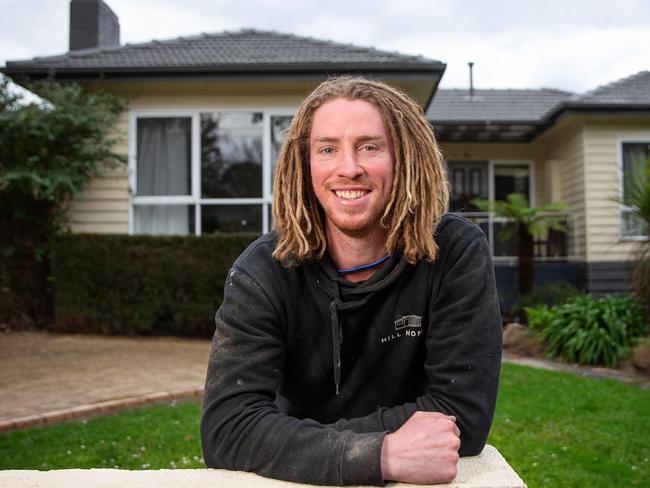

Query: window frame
[617,137,650,241]
[128,107,295,236]
[488,160,535,262]
[445,159,535,261]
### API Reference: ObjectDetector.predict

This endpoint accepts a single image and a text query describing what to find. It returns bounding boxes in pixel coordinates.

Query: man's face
[309,98,395,238]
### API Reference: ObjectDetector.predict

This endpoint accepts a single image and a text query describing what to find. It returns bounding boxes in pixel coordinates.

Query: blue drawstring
[336,255,390,274]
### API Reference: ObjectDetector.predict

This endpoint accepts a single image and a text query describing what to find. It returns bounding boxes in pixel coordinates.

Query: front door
[447,160,489,212]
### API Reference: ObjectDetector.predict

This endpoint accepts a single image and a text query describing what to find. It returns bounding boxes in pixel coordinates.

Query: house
[2,0,649,298]
[428,75,650,297]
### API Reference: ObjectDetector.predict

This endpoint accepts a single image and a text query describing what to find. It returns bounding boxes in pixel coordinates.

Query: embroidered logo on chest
[379,315,423,344]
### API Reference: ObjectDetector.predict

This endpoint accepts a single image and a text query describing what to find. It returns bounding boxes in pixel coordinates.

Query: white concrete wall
[0,445,526,488]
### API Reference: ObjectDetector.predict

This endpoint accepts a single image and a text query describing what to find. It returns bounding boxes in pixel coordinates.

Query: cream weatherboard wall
[440,117,623,264]
[582,117,650,262]
[65,83,650,275]
[65,81,311,234]
[66,109,130,234]
[536,118,587,261]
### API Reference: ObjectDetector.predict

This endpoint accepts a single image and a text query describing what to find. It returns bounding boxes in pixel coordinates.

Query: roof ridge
[437,87,574,95]
[28,43,122,61]
[3,27,446,72]
[120,29,249,50]
[578,70,650,100]
[172,28,439,63]
[29,28,438,64]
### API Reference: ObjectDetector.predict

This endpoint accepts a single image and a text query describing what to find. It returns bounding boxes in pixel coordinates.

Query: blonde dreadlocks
[272,76,448,265]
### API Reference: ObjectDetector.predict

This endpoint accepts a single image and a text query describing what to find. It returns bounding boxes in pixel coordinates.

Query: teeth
[335,190,368,199]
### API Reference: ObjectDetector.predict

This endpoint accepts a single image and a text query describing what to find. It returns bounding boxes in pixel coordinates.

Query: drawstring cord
[329,282,373,395]
[329,299,342,395]
[322,254,406,395]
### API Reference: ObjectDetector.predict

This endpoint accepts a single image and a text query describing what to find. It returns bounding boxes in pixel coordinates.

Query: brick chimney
[69,0,120,51]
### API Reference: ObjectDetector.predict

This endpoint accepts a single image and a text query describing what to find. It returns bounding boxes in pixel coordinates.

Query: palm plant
[618,157,650,314]
[472,193,569,296]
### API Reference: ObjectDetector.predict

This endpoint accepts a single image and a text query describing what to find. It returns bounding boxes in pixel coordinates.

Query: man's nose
[336,149,364,179]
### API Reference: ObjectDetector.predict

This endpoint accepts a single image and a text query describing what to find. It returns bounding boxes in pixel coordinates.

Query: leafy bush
[526,295,650,367]
[1,78,126,325]
[615,151,650,316]
[512,280,579,320]
[51,233,258,337]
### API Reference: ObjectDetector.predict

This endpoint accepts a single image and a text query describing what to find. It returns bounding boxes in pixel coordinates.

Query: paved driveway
[0,331,211,423]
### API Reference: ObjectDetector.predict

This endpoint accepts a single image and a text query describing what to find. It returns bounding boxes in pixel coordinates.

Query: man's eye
[321,147,334,155]
[363,145,377,152]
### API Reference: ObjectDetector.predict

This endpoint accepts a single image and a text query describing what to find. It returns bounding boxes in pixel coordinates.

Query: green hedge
[51,233,258,337]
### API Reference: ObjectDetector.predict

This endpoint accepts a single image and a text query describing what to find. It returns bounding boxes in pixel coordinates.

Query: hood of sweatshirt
[306,254,410,394]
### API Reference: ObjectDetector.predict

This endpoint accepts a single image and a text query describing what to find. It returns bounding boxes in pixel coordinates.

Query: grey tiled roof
[427,88,573,123]
[3,29,443,74]
[428,71,650,125]
[575,70,650,105]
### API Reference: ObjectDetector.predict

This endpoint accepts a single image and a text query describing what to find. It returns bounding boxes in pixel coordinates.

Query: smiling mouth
[334,190,369,200]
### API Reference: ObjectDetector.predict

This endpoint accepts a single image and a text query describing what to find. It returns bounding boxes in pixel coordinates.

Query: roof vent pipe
[468,62,474,99]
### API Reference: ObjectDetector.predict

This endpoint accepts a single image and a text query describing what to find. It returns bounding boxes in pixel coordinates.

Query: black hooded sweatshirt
[201,214,502,485]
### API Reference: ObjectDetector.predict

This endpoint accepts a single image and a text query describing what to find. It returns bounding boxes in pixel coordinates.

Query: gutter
[0,63,445,110]
[429,103,650,143]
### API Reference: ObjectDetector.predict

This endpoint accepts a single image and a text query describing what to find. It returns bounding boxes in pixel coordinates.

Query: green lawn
[0,401,204,470]
[490,363,649,487]
[1,363,649,487]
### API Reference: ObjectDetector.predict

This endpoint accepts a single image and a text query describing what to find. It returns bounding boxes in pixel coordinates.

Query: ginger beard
[309,98,395,240]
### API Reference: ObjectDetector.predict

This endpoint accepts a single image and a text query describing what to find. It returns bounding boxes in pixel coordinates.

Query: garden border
[0,388,203,433]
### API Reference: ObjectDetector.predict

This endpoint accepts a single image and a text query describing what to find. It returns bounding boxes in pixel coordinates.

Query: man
[201,77,502,485]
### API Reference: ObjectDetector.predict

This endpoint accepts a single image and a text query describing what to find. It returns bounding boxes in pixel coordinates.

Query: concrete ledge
[0,445,526,487]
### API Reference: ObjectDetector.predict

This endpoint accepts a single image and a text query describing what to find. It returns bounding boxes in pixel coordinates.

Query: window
[446,160,533,258]
[447,161,488,213]
[134,205,195,235]
[137,117,191,197]
[201,112,263,198]
[494,165,530,203]
[130,110,293,235]
[620,141,650,239]
[271,115,293,182]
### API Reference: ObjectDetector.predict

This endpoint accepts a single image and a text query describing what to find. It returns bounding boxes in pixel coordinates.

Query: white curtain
[134,206,191,235]
[135,118,191,235]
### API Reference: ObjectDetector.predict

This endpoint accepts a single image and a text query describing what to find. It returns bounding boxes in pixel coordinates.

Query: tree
[0,77,126,325]
[472,193,569,296]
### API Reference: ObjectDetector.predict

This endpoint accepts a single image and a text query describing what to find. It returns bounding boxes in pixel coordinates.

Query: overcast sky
[1,0,649,93]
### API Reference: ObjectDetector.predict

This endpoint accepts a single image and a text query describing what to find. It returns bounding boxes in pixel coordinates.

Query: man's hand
[380,411,461,484]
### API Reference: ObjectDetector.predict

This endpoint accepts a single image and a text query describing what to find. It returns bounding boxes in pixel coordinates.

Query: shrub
[526,295,649,367]
[512,280,579,320]
[614,152,650,317]
[51,233,258,337]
